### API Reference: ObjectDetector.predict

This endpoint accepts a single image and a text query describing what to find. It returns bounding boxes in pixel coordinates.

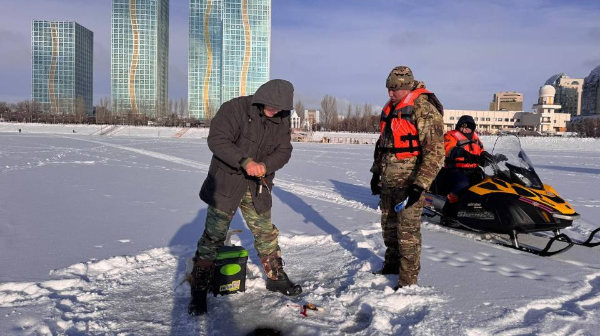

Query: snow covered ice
[1,127,600,335]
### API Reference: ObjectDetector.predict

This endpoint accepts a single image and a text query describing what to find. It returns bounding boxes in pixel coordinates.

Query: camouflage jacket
[371,93,445,190]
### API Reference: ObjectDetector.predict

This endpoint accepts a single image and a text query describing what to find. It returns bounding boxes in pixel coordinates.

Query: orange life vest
[379,88,434,160]
[444,130,483,168]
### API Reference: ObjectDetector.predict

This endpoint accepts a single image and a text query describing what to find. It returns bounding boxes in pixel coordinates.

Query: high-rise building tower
[545,73,584,116]
[581,65,600,116]
[189,0,271,120]
[111,0,169,119]
[32,21,93,116]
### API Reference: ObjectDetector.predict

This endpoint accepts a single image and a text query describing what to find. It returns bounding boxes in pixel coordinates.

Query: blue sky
[1,0,599,112]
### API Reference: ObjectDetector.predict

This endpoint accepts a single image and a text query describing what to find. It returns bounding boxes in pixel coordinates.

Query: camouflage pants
[380,156,424,287]
[196,188,281,261]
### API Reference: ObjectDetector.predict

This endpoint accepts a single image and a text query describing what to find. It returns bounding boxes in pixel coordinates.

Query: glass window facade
[111,0,169,118]
[189,0,270,120]
[32,21,93,115]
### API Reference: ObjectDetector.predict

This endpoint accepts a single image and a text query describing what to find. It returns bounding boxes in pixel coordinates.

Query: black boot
[372,262,399,275]
[441,198,460,227]
[260,254,302,296]
[188,258,213,316]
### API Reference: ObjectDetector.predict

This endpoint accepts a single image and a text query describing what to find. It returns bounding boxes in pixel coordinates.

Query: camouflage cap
[386,66,415,90]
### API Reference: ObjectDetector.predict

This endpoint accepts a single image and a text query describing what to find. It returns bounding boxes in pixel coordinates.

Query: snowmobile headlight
[552,213,580,220]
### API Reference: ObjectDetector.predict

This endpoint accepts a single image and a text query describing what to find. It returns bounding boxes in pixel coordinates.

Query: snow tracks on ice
[1,232,446,335]
[465,272,600,336]
[71,137,379,214]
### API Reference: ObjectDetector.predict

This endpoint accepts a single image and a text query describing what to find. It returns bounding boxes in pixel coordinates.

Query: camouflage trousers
[196,188,281,261]
[380,156,425,287]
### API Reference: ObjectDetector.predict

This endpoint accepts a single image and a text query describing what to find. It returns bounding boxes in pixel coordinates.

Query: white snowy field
[1,130,600,336]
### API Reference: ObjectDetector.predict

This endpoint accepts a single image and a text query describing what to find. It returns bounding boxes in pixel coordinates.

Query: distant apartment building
[31,21,93,115]
[444,110,522,133]
[489,91,523,111]
[111,0,169,118]
[444,110,569,135]
[581,65,600,116]
[445,86,570,134]
[545,73,584,116]
[302,109,320,131]
[189,0,271,120]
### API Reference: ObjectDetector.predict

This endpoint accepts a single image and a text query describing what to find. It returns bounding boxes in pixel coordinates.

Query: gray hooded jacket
[200,79,294,215]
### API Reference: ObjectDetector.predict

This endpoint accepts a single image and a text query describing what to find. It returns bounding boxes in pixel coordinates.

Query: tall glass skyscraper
[31,21,93,115]
[111,0,169,118]
[189,0,271,120]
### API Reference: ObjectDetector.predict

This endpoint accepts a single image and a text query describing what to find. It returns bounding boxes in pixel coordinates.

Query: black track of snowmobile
[423,206,575,257]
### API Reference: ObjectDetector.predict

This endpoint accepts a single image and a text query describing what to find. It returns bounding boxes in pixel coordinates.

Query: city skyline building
[111,0,169,118]
[545,73,584,116]
[189,0,271,120]
[581,65,600,116]
[31,20,93,116]
[489,91,523,111]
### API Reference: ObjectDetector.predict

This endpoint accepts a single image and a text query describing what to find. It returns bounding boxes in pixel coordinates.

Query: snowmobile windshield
[486,135,544,189]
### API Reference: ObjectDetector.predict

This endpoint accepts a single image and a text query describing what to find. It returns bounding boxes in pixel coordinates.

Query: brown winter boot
[260,254,302,296]
[188,258,214,316]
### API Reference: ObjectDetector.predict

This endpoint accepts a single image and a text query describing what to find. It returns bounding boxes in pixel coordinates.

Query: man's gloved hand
[405,184,425,208]
[370,173,381,195]
[479,151,495,166]
[495,153,508,162]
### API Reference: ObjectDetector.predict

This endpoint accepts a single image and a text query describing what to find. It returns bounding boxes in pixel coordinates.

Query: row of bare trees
[95,97,198,126]
[293,95,380,133]
[0,97,92,124]
[0,97,211,127]
[568,117,600,137]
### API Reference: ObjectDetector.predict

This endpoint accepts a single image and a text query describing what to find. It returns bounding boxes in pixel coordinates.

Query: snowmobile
[423,134,599,256]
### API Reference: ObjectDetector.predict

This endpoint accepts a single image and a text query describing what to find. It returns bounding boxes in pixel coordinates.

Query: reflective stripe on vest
[379,88,432,160]
[445,130,483,168]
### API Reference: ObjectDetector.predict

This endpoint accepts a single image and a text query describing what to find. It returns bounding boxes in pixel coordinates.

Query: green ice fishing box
[212,245,248,296]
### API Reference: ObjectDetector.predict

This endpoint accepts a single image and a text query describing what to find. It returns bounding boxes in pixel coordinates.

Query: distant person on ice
[188,79,302,316]
[442,115,495,219]
[370,66,445,289]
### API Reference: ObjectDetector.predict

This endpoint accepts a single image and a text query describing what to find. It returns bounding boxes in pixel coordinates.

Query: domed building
[521,85,571,134]
[538,85,556,104]
[544,73,584,116]
[581,65,600,115]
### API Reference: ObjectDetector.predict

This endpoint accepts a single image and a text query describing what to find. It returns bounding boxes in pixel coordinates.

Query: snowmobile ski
[424,205,574,257]
[552,227,600,248]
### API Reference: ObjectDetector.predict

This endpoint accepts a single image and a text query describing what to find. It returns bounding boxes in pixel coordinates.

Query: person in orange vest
[370,66,445,289]
[442,115,494,218]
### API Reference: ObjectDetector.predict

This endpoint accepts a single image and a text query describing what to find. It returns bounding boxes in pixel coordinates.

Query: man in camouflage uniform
[189,79,302,316]
[370,66,445,289]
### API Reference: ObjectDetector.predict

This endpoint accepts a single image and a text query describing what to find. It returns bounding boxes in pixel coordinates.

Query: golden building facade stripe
[202,0,213,115]
[240,0,251,96]
[129,0,139,114]
[49,22,58,114]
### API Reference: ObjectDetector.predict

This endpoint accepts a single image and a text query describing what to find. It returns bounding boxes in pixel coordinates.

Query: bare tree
[95,97,112,124]
[294,100,305,126]
[179,98,187,125]
[202,102,217,127]
[16,100,42,123]
[320,95,338,130]
[74,96,88,124]
[0,101,9,120]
